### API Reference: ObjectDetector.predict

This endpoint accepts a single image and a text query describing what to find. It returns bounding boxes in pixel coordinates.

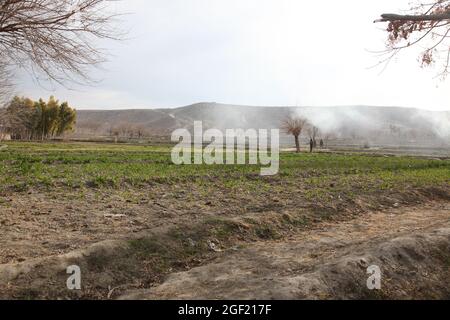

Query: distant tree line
[0,96,76,140]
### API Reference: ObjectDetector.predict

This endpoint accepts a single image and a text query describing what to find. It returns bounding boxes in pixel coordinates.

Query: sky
[16,0,450,111]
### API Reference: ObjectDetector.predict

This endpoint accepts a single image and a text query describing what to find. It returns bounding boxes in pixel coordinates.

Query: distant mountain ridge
[75,103,450,143]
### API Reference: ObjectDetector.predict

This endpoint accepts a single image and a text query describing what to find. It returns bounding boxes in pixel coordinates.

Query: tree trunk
[294,135,300,153]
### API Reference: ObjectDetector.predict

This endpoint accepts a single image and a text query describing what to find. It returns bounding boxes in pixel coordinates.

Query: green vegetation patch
[0,142,448,197]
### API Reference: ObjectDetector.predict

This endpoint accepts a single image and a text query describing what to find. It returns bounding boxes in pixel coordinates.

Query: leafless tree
[282,116,309,153]
[0,60,13,105]
[375,0,450,78]
[0,0,122,93]
[0,106,7,133]
[76,119,100,135]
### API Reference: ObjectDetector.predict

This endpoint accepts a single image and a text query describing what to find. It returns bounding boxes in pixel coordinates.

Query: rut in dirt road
[121,202,450,300]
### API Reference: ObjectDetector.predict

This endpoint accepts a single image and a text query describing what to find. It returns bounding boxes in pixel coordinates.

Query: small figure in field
[309,139,314,153]
[320,139,324,149]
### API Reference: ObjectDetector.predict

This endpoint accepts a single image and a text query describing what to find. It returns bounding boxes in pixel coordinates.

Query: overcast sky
[16,0,450,111]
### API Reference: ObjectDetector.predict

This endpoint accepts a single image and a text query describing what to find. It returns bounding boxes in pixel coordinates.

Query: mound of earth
[121,203,450,300]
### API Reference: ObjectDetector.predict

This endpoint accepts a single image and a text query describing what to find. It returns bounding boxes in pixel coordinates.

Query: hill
[75,103,450,144]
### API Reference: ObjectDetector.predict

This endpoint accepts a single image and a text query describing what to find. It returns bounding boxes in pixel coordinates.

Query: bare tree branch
[0,59,13,106]
[0,0,123,94]
[375,0,450,79]
[376,12,450,23]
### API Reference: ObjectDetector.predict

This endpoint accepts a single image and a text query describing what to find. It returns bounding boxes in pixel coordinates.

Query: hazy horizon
[74,102,450,112]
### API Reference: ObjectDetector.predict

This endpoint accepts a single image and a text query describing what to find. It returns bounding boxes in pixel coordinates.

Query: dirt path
[121,202,450,300]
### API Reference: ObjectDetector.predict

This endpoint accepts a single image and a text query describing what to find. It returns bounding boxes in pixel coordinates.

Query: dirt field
[0,142,449,299]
